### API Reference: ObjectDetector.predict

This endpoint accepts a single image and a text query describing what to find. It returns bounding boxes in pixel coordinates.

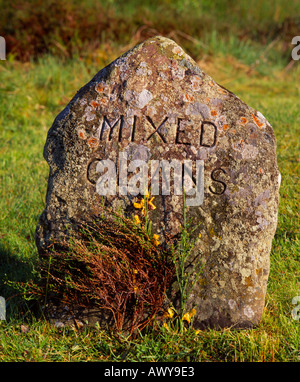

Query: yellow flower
[198,233,201,238]
[133,269,138,274]
[182,313,190,323]
[163,322,169,331]
[148,197,156,210]
[152,233,160,246]
[163,307,175,319]
[133,199,145,209]
[134,215,141,225]
[182,308,196,324]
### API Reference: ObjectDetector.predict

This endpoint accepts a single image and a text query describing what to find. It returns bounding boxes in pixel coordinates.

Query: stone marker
[35,36,280,329]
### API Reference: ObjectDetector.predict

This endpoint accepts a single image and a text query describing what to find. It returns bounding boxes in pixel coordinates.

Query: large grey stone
[35,36,280,329]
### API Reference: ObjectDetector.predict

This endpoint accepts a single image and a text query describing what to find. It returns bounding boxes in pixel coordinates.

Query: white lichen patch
[172,45,184,56]
[243,306,255,319]
[228,299,237,310]
[137,89,153,109]
[241,144,259,160]
[83,106,95,121]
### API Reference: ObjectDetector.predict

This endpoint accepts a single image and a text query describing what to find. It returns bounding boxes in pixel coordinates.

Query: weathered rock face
[35,36,280,329]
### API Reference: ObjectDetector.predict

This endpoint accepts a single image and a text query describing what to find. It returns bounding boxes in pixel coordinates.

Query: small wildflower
[133,199,145,209]
[198,233,201,239]
[133,269,138,274]
[152,233,160,246]
[163,307,175,319]
[182,308,196,324]
[148,197,156,210]
[163,322,169,331]
[134,215,141,225]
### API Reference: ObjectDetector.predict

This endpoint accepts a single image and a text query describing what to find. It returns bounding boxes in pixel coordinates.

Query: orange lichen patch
[217,87,227,95]
[222,124,230,131]
[191,76,203,90]
[193,76,202,82]
[183,93,194,102]
[205,97,210,103]
[240,117,248,125]
[96,83,105,93]
[87,137,99,148]
[209,80,215,87]
[90,100,100,108]
[99,98,108,105]
[210,110,218,117]
[252,114,264,128]
[259,168,264,174]
[78,129,87,139]
[244,276,254,287]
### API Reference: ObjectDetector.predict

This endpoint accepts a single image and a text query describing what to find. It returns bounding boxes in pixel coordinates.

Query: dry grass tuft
[37,211,174,335]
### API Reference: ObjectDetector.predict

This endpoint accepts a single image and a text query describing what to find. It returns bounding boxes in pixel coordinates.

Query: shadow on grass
[0,241,40,321]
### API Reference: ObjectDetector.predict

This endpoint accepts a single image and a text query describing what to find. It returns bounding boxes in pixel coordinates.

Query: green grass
[1,0,300,63]
[0,0,299,362]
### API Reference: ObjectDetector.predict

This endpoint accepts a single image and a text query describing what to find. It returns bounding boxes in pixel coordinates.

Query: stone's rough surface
[35,36,280,329]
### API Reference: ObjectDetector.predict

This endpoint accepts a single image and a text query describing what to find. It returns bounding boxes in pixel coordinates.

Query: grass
[0,0,299,362]
[1,0,300,63]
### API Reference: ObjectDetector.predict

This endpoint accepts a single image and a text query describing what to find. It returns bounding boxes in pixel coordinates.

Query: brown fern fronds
[37,211,174,335]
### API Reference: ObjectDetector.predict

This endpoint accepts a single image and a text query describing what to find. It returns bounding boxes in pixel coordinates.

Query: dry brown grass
[36,211,174,335]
